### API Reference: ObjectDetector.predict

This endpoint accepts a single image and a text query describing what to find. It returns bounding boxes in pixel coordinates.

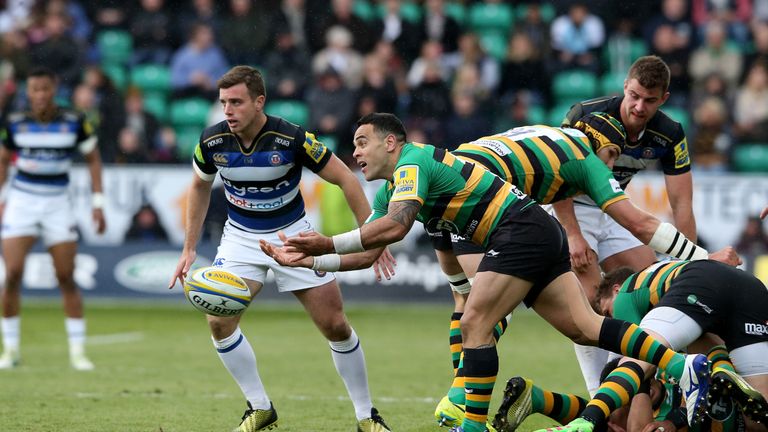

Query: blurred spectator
[515,2,551,58]
[276,0,311,51]
[643,0,693,59]
[0,0,32,33]
[444,33,500,94]
[494,91,539,131]
[115,127,150,164]
[0,30,30,83]
[28,11,83,96]
[376,0,423,64]
[359,54,399,114]
[549,2,605,73]
[219,0,272,65]
[175,0,221,45]
[155,126,182,164]
[408,60,451,140]
[169,22,229,100]
[443,92,492,150]
[407,40,449,88]
[744,20,768,79]
[691,0,751,44]
[126,203,168,242]
[451,63,490,109]
[690,96,731,171]
[689,72,734,116]
[735,216,768,256]
[263,28,311,100]
[129,0,174,66]
[308,0,377,54]
[733,60,768,143]
[49,0,91,42]
[81,65,126,163]
[369,40,408,96]
[305,68,356,159]
[123,87,161,159]
[689,19,744,93]
[498,31,549,106]
[71,83,99,128]
[83,1,131,32]
[603,17,640,76]
[419,0,461,53]
[311,26,364,89]
[651,24,692,106]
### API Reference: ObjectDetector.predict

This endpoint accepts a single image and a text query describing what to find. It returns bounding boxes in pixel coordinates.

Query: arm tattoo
[388,200,420,229]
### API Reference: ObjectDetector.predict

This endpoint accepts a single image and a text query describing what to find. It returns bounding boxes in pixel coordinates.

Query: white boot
[0,347,20,369]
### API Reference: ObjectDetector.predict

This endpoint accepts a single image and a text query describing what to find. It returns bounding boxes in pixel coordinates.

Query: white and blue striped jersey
[193,115,332,233]
[1,109,97,195]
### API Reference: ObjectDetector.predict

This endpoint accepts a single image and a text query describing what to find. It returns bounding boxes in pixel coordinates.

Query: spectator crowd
[1,0,768,170]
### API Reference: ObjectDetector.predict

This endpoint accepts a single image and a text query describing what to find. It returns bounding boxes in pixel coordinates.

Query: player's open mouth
[359,161,367,168]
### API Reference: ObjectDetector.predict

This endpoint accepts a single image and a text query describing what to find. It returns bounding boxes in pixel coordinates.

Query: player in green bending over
[261,112,737,432]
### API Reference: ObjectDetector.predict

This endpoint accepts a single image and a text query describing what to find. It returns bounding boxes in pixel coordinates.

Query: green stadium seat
[444,2,467,25]
[142,92,168,123]
[352,0,377,21]
[552,70,598,106]
[600,71,625,96]
[662,106,690,133]
[478,31,508,61]
[732,143,768,172]
[376,1,423,23]
[266,100,309,126]
[131,64,171,95]
[602,38,647,74]
[527,104,547,125]
[170,98,211,129]
[515,3,556,23]
[175,126,203,160]
[96,30,133,65]
[468,2,514,35]
[548,102,576,127]
[101,64,127,92]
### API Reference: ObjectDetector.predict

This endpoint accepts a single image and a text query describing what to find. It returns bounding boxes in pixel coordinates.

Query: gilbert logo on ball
[183,267,251,316]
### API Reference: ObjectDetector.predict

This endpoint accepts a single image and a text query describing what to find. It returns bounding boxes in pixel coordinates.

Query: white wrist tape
[446,272,472,294]
[648,222,708,261]
[312,254,341,272]
[91,192,105,209]
[332,228,365,254]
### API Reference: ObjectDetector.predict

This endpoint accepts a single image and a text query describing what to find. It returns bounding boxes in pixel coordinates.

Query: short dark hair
[627,55,671,93]
[217,65,266,100]
[356,113,407,143]
[592,266,636,313]
[27,67,57,81]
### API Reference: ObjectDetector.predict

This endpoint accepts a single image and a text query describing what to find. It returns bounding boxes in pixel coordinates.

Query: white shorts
[1,188,78,246]
[572,203,643,262]
[214,217,336,292]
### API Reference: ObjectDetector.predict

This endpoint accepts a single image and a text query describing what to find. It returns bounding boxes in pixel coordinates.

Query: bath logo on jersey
[270,152,282,166]
[642,147,656,159]
[392,166,419,200]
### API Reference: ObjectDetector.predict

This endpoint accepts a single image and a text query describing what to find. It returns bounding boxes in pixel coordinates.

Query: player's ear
[612,284,621,295]
[385,133,397,151]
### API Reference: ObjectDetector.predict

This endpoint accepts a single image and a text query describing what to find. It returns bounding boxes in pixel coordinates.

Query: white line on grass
[86,332,145,345]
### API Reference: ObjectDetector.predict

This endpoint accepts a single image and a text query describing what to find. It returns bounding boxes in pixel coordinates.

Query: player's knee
[55,269,75,286]
[563,326,592,345]
[4,266,25,286]
[207,316,239,340]
[319,317,351,340]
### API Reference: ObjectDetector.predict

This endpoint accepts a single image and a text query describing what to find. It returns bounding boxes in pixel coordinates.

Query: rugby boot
[357,407,391,432]
[436,395,467,427]
[233,401,278,432]
[0,348,20,369]
[680,354,711,426]
[492,377,533,432]
[532,418,594,432]
[710,367,768,424]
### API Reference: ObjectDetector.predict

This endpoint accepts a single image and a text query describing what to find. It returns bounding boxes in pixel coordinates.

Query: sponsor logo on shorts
[486,249,500,257]
[314,270,327,278]
[213,258,226,267]
[744,322,768,336]
[686,294,713,314]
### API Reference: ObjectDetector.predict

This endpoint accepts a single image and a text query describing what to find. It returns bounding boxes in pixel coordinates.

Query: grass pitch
[0,300,586,431]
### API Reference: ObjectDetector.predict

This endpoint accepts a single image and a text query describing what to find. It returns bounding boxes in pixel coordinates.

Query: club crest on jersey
[213,153,228,165]
[392,166,419,199]
[270,152,282,166]
[642,147,655,159]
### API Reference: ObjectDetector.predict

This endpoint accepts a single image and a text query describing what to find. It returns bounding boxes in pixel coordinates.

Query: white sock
[213,327,270,409]
[329,329,373,420]
[65,318,87,356]
[1,316,20,352]
[573,343,611,397]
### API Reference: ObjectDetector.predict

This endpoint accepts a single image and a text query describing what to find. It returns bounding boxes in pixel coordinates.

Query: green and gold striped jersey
[367,143,535,247]
[613,260,691,324]
[453,125,627,209]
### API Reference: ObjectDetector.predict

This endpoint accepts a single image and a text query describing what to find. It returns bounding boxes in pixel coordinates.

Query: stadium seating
[102,64,128,92]
[467,2,514,36]
[352,0,377,21]
[602,38,647,74]
[130,64,171,95]
[552,69,598,106]
[515,3,556,22]
[174,126,202,160]
[444,2,467,25]
[731,143,768,172]
[548,102,575,127]
[169,98,211,129]
[600,71,626,96]
[478,32,508,61]
[376,1,423,23]
[142,93,168,123]
[662,106,690,133]
[96,29,133,66]
[266,100,310,126]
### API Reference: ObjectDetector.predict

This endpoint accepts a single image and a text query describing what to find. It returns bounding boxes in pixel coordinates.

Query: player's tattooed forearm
[389,200,420,228]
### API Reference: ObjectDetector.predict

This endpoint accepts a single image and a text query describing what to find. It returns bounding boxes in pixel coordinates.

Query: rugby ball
[183,267,251,316]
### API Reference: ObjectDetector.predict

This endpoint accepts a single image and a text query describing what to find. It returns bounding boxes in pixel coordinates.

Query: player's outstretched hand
[283,231,334,256]
[567,232,593,272]
[169,250,196,289]
[761,206,768,220]
[260,233,312,267]
[708,246,742,267]
[373,247,396,281]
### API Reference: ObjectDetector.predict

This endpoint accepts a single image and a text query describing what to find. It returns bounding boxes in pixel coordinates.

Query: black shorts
[477,204,572,308]
[428,230,485,255]
[658,260,768,350]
